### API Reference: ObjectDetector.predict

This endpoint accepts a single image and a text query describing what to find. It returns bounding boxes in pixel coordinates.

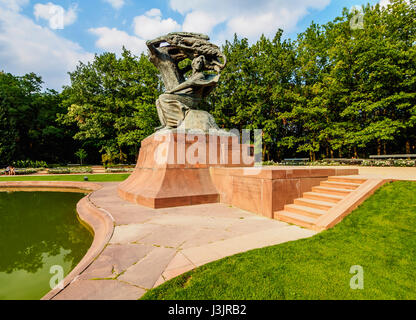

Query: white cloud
[103,0,125,10]
[0,5,93,90]
[90,8,182,56]
[90,9,182,56]
[133,8,181,39]
[146,8,162,17]
[169,0,331,41]
[182,11,224,34]
[34,2,78,30]
[0,0,29,12]
[89,27,146,55]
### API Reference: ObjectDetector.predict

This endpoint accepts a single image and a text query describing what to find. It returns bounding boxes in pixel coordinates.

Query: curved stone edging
[0,181,103,191]
[0,181,115,300]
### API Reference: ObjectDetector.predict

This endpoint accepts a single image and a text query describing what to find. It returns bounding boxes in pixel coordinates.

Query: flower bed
[47,168,71,174]
[263,159,416,167]
[47,167,93,174]
[105,168,134,173]
[0,169,39,175]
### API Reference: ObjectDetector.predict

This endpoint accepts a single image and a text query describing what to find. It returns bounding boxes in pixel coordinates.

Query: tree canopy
[58,48,162,164]
[1,0,414,165]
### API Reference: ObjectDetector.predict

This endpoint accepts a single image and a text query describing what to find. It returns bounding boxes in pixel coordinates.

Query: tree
[209,32,298,160]
[75,149,87,165]
[0,72,76,164]
[59,48,162,164]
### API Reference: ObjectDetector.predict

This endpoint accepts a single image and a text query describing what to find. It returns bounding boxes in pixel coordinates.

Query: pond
[0,191,93,300]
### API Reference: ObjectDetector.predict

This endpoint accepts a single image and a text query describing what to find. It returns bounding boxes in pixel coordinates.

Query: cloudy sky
[0,0,386,90]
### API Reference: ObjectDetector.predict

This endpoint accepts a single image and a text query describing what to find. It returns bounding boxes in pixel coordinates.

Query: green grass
[0,173,130,182]
[142,181,416,300]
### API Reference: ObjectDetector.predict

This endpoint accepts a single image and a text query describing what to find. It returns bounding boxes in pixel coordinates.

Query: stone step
[284,204,327,218]
[312,186,352,196]
[320,181,361,190]
[294,198,336,210]
[328,176,367,184]
[275,211,317,229]
[303,192,344,203]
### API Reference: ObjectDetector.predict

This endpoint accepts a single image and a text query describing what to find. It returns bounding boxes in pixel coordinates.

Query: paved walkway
[356,166,416,180]
[53,183,316,300]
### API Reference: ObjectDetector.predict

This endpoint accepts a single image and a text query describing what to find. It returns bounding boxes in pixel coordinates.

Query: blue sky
[0,0,385,90]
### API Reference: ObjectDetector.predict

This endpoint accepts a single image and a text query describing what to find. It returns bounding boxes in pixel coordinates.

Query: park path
[52,183,316,300]
[356,166,416,180]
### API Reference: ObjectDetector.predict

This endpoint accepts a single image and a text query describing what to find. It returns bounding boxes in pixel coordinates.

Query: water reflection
[0,191,93,300]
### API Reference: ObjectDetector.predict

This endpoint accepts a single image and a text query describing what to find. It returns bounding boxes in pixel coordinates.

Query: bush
[47,167,93,174]
[262,161,279,166]
[12,160,48,168]
[105,168,134,173]
[263,159,416,167]
[104,164,135,169]
[69,167,93,174]
[361,159,416,167]
[15,169,38,175]
[47,168,71,174]
[0,168,39,175]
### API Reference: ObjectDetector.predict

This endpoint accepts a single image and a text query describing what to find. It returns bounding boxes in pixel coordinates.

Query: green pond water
[0,191,93,300]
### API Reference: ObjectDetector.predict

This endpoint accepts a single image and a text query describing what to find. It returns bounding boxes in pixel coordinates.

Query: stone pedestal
[210,166,359,218]
[118,131,254,209]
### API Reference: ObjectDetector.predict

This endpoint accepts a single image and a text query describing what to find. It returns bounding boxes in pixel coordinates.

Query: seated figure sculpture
[146,32,227,132]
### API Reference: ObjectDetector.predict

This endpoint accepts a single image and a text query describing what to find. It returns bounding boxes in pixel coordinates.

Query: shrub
[47,168,71,174]
[262,161,279,166]
[15,169,38,175]
[47,167,93,174]
[69,167,93,174]
[12,160,48,168]
[0,168,39,175]
[105,168,134,173]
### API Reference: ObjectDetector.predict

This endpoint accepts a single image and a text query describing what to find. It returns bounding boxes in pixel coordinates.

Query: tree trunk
[383,142,387,155]
[406,141,411,154]
[377,139,381,156]
[354,146,358,159]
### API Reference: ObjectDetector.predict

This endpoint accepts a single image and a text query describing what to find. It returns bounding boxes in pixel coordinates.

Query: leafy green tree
[0,72,75,164]
[209,32,298,160]
[75,149,87,165]
[59,48,162,164]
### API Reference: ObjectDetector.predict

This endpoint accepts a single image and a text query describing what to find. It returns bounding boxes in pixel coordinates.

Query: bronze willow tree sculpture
[146,32,227,132]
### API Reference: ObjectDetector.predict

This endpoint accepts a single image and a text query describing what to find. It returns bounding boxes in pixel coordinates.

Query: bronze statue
[146,32,227,131]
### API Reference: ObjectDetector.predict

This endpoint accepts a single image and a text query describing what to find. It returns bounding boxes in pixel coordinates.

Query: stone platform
[118,131,254,208]
[211,166,359,219]
[51,183,317,300]
[118,131,358,213]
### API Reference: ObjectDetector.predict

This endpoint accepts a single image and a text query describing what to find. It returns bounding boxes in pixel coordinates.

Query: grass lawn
[0,174,130,182]
[142,181,416,300]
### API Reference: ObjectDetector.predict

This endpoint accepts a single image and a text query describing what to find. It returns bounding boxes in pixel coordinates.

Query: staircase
[274,176,380,231]
[91,166,106,174]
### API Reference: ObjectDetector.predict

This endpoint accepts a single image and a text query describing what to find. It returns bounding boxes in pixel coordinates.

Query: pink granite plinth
[118,132,254,209]
[210,166,359,218]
